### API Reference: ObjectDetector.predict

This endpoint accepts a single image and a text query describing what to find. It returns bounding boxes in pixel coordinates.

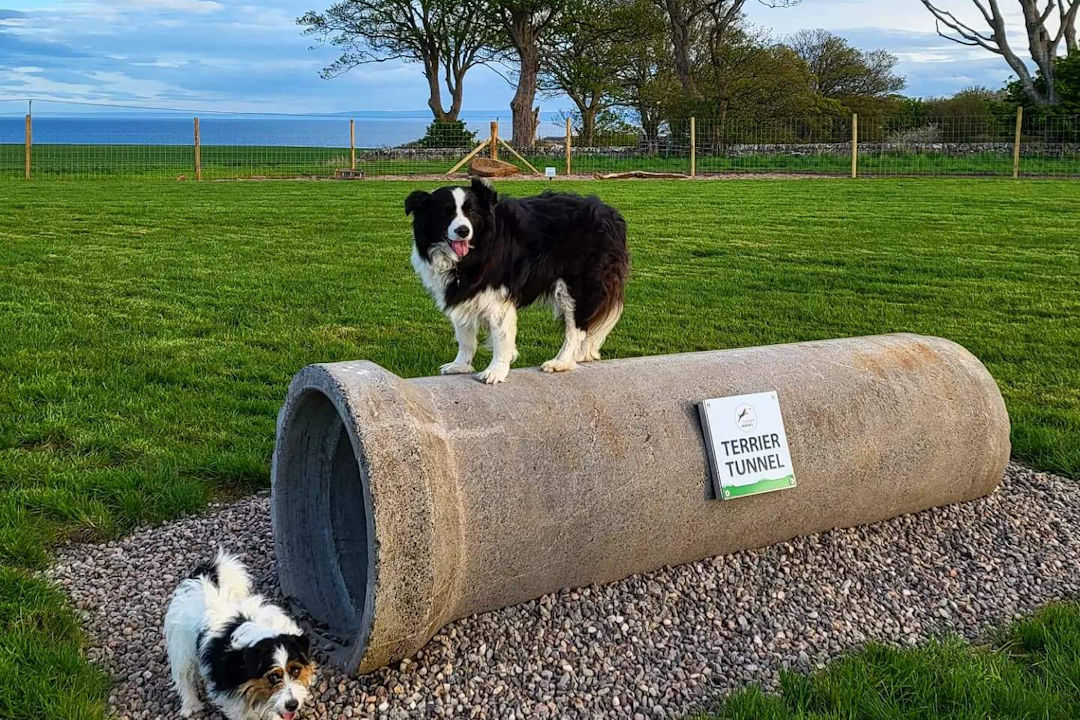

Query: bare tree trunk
[637,103,660,152]
[575,102,599,146]
[583,113,596,146]
[510,41,540,146]
[718,102,728,149]
[1064,1,1079,54]
[505,8,541,147]
[425,59,450,121]
[444,65,466,121]
[1021,0,1057,104]
[445,93,463,121]
[663,0,699,98]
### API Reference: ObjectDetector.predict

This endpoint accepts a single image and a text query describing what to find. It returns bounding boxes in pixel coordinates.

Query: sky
[0,0,1045,116]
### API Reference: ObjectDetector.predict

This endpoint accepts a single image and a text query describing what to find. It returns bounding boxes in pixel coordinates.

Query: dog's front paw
[476,365,510,384]
[178,704,200,718]
[440,361,474,375]
[541,359,578,373]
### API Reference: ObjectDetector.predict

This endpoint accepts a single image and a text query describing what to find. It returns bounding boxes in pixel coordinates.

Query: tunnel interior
[273,388,375,664]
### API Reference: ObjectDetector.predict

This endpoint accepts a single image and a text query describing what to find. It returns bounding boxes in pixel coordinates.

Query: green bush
[414,120,477,149]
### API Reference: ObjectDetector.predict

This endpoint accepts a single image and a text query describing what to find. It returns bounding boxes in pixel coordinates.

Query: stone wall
[361,141,1080,161]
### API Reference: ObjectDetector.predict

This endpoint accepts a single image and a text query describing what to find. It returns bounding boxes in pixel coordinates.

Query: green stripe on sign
[723,475,796,499]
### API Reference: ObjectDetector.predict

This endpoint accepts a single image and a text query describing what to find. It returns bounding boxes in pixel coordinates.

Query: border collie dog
[164,551,315,720]
[406,179,630,384]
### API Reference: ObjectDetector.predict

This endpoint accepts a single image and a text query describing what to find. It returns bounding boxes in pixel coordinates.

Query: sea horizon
[0,110,569,148]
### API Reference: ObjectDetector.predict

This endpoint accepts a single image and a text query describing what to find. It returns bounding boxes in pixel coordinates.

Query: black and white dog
[406,179,630,384]
[164,551,315,720]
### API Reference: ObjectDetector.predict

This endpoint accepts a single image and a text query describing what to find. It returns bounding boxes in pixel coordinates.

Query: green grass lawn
[708,601,1080,720]
[0,178,1078,718]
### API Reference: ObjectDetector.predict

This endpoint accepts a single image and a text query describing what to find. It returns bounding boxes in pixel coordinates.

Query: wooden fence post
[350,119,356,171]
[1013,106,1023,179]
[490,121,499,161]
[689,116,696,178]
[565,117,572,176]
[24,113,31,181]
[193,117,202,181]
[850,113,858,179]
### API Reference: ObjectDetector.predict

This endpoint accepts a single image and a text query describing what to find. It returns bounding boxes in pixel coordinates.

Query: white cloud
[84,69,184,96]
[898,49,977,64]
[0,64,202,102]
[1,65,98,97]
[99,0,224,14]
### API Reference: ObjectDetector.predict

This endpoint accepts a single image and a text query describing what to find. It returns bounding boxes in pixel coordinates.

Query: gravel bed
[50,462,1080,720]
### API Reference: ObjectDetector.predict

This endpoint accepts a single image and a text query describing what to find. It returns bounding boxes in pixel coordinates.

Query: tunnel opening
[273,388,375,666]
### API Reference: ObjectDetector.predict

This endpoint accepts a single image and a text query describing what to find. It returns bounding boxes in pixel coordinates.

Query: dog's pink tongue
[281,713,296,720]
[451,239,470,257]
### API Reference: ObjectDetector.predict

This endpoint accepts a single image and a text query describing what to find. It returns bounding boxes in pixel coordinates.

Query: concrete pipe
[270,333,1009,673]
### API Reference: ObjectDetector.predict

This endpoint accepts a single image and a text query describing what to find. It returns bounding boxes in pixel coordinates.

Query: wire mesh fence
[692,115,855,175]
[857,114,1015,176]
[1019,113,1080,177]
[2,99,1079,180]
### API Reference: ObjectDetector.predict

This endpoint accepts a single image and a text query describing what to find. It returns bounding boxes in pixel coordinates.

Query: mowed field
[1,178,1078,718]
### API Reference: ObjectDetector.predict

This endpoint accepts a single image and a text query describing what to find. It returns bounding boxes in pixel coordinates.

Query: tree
[786,29,905,109]
[926,86,1015,141]
[1007,51,1080,112]
[615,0,678,142]
[298,0,499,121]
[557,107,638,143]
[650,0,800,100]
[538,0,643,145]
[699,33,825,129]
[919,0,1079,106]
[932,85,1011,115]
[1050,51,1080,110]
[491,0,571,146]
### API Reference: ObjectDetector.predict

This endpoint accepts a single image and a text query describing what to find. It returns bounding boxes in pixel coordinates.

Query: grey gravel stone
[48,463,1080,719]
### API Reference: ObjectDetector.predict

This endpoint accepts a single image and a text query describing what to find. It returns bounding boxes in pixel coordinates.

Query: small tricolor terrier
[164,551,315,720]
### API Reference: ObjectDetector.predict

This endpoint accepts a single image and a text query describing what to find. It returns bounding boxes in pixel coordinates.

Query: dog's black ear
[470,178,497,210]
[405,190,429,216]
[242,645,266,677]
[295,633,311,657]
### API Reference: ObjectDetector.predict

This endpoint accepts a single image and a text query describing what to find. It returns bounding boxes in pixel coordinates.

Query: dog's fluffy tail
[189,548,251,603]
[582,205,629,340]
[165,550,254,701]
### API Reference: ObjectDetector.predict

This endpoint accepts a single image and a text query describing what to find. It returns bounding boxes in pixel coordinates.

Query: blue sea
[0,114,566,147]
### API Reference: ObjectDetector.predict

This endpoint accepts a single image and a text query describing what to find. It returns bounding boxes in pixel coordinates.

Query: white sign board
[545,166,557,178]
[698,391,796,500]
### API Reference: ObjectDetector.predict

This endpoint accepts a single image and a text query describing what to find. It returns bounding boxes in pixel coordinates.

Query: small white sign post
[698,391,796,500]
[544,166,557,178]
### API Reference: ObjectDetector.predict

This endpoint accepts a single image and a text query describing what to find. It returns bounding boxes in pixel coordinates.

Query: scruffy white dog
[164,551,315,720]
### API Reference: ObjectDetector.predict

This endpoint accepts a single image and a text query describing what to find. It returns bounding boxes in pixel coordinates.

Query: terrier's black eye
[289,665,302,678]
[267,671,283,685]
